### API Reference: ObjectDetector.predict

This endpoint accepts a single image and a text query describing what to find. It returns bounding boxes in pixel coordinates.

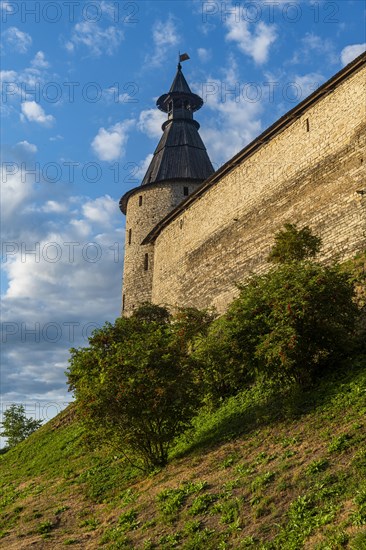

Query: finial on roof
[140,57,214,187]
[178,52,190,69]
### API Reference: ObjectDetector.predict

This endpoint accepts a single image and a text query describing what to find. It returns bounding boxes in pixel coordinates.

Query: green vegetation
[0,354,365,547]
[267,222,322,263]
[0,404,42,449]
[0,228,364,547]
[66,304,211,469]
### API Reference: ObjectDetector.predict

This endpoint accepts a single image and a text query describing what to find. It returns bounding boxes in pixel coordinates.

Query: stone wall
[151,64,366,313]
[122,181,201,315]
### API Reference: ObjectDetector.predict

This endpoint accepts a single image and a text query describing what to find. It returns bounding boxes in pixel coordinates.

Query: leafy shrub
[191,316,252,405]
[226,261,358,386]
[67,306,205,470]
[267,222,321,263]
[193,259,358,396]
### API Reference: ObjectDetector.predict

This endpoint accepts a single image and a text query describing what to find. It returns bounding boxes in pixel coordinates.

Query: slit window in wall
[183,186,189,196]
[122,294,125,311]
[128,228,132,245]
[139,195,143,206]
[144,253,149,271]
[306,118,310,132]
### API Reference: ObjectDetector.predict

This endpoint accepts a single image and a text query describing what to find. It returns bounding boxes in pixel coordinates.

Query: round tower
[120,60,214,315]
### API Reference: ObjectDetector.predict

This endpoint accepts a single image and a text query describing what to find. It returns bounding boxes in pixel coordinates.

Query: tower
[120,61,214,315]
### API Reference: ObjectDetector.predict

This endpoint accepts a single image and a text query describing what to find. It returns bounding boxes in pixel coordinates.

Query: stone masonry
[121,53,366,315]
[150,58,366,312]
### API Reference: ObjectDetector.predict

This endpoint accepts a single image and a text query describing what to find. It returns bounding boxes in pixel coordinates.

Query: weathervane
[178,52,190,69]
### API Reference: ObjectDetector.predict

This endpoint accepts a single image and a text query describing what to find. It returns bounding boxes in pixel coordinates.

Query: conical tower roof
[169,64,192,94]
[141,63,214,186]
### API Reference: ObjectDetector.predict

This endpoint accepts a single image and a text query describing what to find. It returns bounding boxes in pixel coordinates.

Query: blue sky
[1,0,365,431]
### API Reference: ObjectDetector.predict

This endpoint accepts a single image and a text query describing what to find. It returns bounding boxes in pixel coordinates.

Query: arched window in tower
[144,253,149,271]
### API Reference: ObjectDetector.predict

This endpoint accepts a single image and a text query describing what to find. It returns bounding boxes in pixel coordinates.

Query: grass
[0,354,365,548]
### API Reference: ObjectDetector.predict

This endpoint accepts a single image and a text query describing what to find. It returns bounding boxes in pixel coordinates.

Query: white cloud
[41,200,68,214]
[153,18,178,48]
[147,16,180,67]
[296,33,337,66]
[135,154,153,180]
[137,109,165,139]
[16,140,37,154]
[21,101,55,126]
[293,73,324,98]
[195,59,263,165]
[0,69,17,81]
[64,41,74,53]
[197,48,212,63]
[66,21,124,56]
[49,134,64,142]
[91,120,134,161]
[31,51,50,69]
[225,9,277,64]
[82,195,117,226]
[2,26,32,53]
[1,159,124,407]
[1,55,51,106]
[340,43,366,66]
[1,163,34,221]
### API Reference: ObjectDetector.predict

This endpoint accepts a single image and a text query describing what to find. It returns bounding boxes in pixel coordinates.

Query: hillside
[1,356,365,549]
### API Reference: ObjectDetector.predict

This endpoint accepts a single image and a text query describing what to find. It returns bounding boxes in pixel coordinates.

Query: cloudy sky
[1,0,365,433]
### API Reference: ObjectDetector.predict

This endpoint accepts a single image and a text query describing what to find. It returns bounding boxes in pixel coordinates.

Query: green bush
[193,259,358,396]
[227,261,358,386]
[66,306,205,470]
[267,222,321,263]
[192,316,252,405]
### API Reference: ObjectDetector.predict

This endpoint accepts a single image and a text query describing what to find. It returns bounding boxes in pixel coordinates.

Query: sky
[1,0,365,434]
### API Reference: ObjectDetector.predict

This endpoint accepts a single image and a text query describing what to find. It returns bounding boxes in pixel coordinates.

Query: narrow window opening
[128,228,132,245]
[183,186,189,196]
[122,294,125,311]
[144,253,149,271]
[306,118,310,132]
[139,195,143,206]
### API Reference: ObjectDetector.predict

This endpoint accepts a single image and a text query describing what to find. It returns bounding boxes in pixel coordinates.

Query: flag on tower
[179,53,190,62]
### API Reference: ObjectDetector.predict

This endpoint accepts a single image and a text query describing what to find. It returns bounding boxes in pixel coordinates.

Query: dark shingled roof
[141,64,214,186]
[169,65,192,94]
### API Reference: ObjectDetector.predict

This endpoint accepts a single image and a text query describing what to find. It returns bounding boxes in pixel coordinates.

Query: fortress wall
[151,65,366,313]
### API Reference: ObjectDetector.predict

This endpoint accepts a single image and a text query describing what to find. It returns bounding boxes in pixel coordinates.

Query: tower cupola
[120,58,214,315]
[140,62,214,186]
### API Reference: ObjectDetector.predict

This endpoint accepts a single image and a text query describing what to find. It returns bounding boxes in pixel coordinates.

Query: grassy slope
[1,357,365,550]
